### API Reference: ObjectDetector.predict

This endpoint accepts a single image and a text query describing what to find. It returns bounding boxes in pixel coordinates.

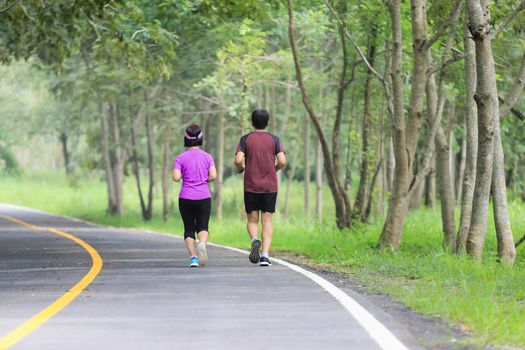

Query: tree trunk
[364,159,382,222]
[466,0,498,262]
[379,0,410,250]
[145,107,154,220]
[436,128,457,250]
[491,107,516,264]
[304,118,311,220]
[409,162,425,210]
[162,141,170,222]
[457,18,478,254]
[215,111,225,221]
[100,100,117,214]
[404,0,429,169]
[59,132,71,174]
[130,115,148,219]
[456,133,467,203]
[316,68,324,223]
[425,8,460,250]
[386,136,394,193]
[425,157,436,209]
[287,0,350,228]
[489,53,525,263]
[316,139,323,223]
[110,101,125,216]
[284,137,300,218]
[353,25,377,221]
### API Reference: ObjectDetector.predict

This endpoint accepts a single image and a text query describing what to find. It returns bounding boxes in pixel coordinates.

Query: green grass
[1,173,525,348]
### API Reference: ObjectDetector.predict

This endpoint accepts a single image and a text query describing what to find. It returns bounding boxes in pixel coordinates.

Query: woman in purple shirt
[173,124,217,267]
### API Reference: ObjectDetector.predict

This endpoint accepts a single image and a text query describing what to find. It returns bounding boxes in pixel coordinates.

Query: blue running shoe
[189,257,199,267]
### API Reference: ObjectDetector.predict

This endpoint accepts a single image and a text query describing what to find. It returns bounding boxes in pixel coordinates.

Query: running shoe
[189,257,199,268]
[249,239,261,263]
[260,256,272,266]
[197,242,208,266]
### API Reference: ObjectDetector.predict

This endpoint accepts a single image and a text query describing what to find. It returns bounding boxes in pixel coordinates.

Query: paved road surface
[0,204,421,349]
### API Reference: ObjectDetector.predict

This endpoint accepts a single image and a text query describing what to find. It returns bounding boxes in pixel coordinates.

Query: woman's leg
[179,198,197,257]
[195,198,211,265]
[195,198,211,243]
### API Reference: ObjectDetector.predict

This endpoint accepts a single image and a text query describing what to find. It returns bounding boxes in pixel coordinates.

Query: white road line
[0,203,408,350]
[208,242,409,350]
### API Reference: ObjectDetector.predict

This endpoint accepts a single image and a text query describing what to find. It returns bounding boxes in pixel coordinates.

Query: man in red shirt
[234,109,286,266]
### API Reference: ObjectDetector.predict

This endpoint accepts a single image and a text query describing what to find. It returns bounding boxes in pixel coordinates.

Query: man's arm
[234,152,245,173]
[275,152,286,172]
[173,169,182,182]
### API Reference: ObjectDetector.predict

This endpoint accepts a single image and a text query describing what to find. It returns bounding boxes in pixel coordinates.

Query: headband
[185,131,203,140]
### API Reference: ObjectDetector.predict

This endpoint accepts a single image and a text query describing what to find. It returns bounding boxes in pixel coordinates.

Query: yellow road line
[0,215,103,349]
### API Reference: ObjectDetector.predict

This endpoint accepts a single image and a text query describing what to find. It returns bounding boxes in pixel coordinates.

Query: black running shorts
[244,192,277,213]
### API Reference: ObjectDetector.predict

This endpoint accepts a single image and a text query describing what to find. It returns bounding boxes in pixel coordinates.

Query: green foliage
[0,0,110,67]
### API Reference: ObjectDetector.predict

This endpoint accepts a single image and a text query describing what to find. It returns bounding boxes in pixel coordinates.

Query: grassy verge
[1,173,525,348]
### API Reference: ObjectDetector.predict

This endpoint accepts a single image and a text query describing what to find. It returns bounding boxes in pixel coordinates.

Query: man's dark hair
[184,124,203,147]
[251,109,269,130]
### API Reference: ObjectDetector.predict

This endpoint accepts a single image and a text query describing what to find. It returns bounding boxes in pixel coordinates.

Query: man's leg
[247,210,260,240]
[247,211,261,263]
[261,212,273,255]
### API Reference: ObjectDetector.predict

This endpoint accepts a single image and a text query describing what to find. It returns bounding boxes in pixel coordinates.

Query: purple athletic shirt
[174,148,215,200]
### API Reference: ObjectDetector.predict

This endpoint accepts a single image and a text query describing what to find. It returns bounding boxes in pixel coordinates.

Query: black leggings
[179,198,211,240]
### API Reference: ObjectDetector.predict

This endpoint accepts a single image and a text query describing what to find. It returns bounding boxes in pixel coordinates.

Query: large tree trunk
[100,100,117,214]
[353,25,377,221]
[304,118,311,220]
[215,111,225,221]
[378,0,411,250]
[466,0,498,261]
[457,19,478,254]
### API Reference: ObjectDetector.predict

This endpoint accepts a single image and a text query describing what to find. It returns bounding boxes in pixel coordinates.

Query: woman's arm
[173,169,182,182]
[208,166,217,182]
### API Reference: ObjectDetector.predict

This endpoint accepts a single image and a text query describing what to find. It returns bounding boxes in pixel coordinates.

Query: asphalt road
[0,204,421,350]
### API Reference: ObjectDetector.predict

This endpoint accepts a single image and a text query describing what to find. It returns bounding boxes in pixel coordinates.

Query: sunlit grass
[1,172,525,347]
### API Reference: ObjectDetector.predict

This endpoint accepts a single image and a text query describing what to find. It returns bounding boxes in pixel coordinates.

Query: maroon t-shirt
[236,131,284,193]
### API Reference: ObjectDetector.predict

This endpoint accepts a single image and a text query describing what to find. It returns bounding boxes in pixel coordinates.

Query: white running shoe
[197,242,208,266]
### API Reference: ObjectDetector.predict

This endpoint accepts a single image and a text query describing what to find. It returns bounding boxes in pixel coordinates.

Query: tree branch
[322,0,386,85]
[425,0,463,49]
[0,0,22,14]
[493,0,525,39]
[499,96,525,121]
[499,51,525,118]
